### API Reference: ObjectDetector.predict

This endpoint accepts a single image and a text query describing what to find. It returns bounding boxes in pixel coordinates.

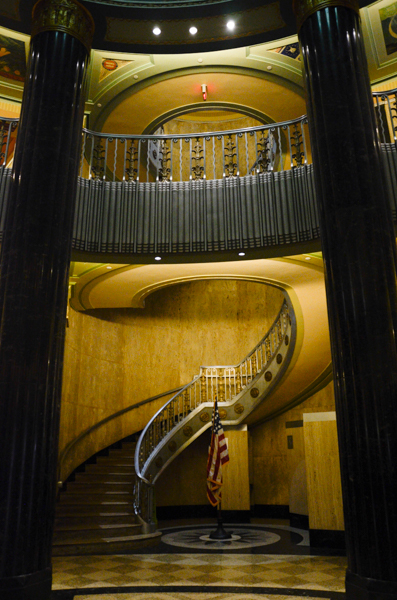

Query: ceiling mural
[362,0,397,78]
[99,57,134,81]
[0,0,20,22]
[84,0,233,6]
[379,1,397,54]
[0,33,25,81]
[270,42,301,61]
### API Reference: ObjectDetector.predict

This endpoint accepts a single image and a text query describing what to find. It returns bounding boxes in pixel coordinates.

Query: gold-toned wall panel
[155,433,210,507]
[60,279,284,480]
[221,428,250,511]
[251,380,335,507]
[303,413,344,531]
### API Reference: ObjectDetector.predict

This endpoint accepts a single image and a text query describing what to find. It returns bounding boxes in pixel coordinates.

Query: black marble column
[0,1,93,598]
[295,0,397,598]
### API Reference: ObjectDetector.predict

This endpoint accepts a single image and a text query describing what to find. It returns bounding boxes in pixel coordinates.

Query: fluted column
[0,1,93,598]
[294,0,397,598]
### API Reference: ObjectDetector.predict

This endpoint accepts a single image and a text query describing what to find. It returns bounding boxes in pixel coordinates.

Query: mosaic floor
[51,523,347,600]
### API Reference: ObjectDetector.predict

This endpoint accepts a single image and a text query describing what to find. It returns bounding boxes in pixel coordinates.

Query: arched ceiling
[87,42,305,131]
[101,70,306,135]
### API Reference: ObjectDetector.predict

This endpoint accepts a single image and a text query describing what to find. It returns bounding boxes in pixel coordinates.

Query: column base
[346,570,397,600]
[0,567,52,600]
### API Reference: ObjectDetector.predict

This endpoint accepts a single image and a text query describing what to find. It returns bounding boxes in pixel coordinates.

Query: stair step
[84,464,135,474]
[56,504,135,516]
[75,472,133,483]
[109,444,136,452]
[53,524,141,542]
[96,456,134,465]
[52,532,162,556]
[66,482,134,493]
[59,494,133,504]
[54,440,156,556]
[109,449,135,456]
[54,518,139,530]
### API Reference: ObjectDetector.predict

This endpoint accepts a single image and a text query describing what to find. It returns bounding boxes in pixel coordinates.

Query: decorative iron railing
[1,89,396,257]
[0,117,18,168]
[0,87,396,176]
[134,298,290,529]
[57,385,184,485]
[79,117,309,183]
[373,88,397,144]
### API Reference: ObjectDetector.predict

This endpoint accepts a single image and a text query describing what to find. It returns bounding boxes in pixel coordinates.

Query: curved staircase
[53,442,161,556]
[134,296,296,530]
[54,295,296,549]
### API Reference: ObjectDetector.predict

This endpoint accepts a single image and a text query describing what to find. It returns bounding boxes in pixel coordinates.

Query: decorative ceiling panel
[84,0,232,6]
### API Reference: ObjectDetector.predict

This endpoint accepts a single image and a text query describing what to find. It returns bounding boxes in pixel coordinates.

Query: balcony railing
[0,88,397,257]
[79,116,309,183]
[0,88,396,175]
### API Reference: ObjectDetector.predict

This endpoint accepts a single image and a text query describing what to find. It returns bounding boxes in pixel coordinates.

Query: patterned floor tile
[74,595,328,600]
[52,552,347,595]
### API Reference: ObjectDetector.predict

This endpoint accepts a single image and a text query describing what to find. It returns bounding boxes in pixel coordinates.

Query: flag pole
[208,394,232,540]
[209,500,232,540]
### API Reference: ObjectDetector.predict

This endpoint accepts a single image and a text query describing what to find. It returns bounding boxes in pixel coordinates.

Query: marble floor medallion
[161,527,281,549]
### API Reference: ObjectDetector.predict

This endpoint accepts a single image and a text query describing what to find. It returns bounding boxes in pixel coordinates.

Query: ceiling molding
[90,63,305,131]
[141,101,275,133]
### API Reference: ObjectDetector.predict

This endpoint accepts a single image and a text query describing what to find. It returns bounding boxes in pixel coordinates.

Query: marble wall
[155,380,336,510]
[59,279,284,480]
[250,380,336,509]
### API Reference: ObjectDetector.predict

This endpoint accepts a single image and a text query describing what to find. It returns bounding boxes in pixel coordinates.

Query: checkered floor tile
[52,554,347,592]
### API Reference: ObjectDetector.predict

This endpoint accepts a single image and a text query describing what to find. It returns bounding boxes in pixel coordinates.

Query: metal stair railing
[57,386,184,485]
[134,297,295,531]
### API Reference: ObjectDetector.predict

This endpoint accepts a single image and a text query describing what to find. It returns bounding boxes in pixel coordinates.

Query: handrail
[82,114,307,141]
[79,115,308,182]
[57,385,183,483]
[372,86,397,97]
[1,87,396,176]
[133,297,290,529]
[372,87,397,144]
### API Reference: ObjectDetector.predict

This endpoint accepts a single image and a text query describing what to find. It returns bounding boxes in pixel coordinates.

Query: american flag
[206,399,229,506]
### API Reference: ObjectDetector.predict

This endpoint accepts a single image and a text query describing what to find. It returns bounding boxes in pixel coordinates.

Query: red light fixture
[201,84,207,101]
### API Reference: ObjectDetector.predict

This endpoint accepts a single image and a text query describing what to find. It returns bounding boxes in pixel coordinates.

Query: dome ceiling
[101,72,306,135]
[0,0,382,55]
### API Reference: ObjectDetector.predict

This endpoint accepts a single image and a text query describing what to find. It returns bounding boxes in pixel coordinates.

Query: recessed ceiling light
[106,266,112,269]
[305,256,311,260]
[267,65,273,71]
[198,58,203,63]
[155,256,162,261]
[227,20,235,31]
[238,252,245,257]
[153,27,161,35]
[97,103,102,107]
[189,26,198,35]
[133,74,139,79]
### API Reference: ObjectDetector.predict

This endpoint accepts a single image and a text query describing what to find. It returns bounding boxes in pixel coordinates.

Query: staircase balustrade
[134,297,295,531]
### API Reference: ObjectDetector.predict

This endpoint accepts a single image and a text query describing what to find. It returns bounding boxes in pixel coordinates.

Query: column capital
[32,0,95,53]
[293,0,359,31]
